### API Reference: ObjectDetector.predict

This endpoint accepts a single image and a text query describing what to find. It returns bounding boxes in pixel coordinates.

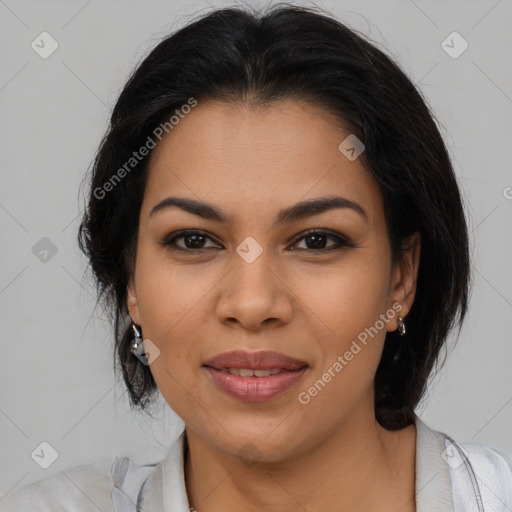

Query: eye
[289,229,353,252]
[160,230,221,251]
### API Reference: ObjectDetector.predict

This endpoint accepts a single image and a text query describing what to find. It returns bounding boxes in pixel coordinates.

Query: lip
[205,366,308,402]
[203,350,308,371]
[203,350,308,402]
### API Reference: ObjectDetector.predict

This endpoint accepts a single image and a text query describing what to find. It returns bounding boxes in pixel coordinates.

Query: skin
[127,98,421,512]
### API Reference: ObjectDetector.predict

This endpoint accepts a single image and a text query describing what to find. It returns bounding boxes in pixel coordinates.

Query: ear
[126,275,141,325]
[387,232,421,331]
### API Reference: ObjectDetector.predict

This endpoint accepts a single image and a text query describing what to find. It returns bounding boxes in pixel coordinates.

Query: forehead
[142,99,384,230]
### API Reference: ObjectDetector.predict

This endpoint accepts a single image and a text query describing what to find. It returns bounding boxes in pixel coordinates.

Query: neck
[183,408,417,512]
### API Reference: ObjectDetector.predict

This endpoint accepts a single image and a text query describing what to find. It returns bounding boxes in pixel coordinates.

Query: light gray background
[1,0,511,496]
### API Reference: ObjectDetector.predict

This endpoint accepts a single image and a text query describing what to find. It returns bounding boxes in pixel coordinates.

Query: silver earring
[397,317,407,336]
[130,324,146,359]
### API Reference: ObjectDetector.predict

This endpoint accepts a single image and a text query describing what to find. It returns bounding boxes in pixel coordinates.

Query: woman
[2,4,511,511]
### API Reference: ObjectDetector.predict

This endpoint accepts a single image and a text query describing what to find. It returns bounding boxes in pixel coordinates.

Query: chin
[211,424,303,463]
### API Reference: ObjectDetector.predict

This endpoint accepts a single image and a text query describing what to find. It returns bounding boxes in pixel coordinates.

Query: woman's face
[127,98,420,461]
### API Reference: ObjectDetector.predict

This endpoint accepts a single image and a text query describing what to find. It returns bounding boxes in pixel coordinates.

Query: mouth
[202,350,309,402]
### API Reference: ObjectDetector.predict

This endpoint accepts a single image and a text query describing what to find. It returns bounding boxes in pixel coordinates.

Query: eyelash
[159,229,354,254]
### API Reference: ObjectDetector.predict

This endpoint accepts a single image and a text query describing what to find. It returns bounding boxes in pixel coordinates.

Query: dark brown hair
[78,4,471,430]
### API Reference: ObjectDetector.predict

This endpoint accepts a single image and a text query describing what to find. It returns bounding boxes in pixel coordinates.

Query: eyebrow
[149,195,367,227]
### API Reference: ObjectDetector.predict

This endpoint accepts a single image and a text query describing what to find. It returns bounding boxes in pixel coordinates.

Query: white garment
[1,414,511,511]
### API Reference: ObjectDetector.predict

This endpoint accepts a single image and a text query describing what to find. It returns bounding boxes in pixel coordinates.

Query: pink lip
[205,366,308,402]
[203,350,309,402]
[203,350,308,371]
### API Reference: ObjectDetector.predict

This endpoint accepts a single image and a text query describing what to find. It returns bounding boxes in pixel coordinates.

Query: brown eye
[290,230,352,252]
[160,230,222,251]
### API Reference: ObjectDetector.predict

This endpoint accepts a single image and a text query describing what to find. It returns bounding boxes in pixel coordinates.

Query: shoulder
[414,415,512,509]
[1,456,119,511]
[456,439,512,487]
[0,455,159,512]
[449,436,512,478]
[442,433,512,508]
[460,439,512,471]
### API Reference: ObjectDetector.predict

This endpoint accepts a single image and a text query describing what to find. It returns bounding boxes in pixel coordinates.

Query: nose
[215,250,294,332]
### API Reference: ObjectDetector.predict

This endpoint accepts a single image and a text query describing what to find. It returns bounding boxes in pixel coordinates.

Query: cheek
[294,251,390,392]
[133,249,207,388]
[136,262,203,420]
[135,242,213,338]
[296,288,387,424]
[297,251,390,342]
